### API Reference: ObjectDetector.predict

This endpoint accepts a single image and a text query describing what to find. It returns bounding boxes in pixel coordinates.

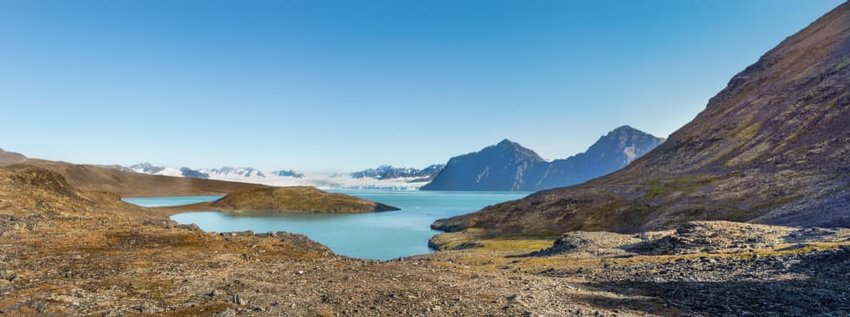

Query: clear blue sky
[0,0,843,172]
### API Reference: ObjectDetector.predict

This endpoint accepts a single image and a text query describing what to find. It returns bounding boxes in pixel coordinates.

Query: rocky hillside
[0,149,27,166]
[189,186,400,214]
[422,126,663,191]
[433,2,850,235]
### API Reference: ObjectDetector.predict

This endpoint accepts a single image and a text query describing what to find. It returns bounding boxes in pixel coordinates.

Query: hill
[0,150,264,197]
[180,186,400,214]
[433,2,850,235]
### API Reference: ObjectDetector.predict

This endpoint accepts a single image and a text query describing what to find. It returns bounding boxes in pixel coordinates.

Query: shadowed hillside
[434,2,850,235]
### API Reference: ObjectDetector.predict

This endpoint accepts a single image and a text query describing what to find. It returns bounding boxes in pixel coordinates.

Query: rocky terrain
[428,220,850,316]
[172,186,400,214]
[422,126,663,191]
[434,1,850,234]
[2,164,849,316]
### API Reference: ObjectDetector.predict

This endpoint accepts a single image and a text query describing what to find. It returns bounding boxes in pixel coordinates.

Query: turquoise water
[123,195,223,207]
[123,190,528,260]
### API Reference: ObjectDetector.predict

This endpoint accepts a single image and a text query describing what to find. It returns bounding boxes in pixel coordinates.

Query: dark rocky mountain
[422,127,663,191]
[533,126,664,190]
[180,167,210,179]
[206,167,266,178]
[421,139,550,191]
[272,169,305,178]
[350,164,445,182]
[128,162,166,174]
[433,2,850,235]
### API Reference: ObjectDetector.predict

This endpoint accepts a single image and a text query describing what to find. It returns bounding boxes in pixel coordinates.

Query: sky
[0,0,844,172]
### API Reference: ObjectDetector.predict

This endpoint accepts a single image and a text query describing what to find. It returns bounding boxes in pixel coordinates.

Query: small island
[173,186,400,214]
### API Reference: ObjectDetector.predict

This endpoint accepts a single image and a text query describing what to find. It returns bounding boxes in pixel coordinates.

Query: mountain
[203,167,266,179]
[533,126,665,190]
[350,164,445,182]
[272,169,305,178]
[129,163,183,177]
[421,139,550,191]
[130,164,295,181]
[433,2,850,235]
[180,167,210,179]
[127,163,426,189]
[421,127,663,191]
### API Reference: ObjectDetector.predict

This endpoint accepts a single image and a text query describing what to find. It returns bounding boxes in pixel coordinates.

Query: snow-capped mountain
[126,163,425,190]
[422,126,664,191]
[203,167,266,179]
[131,164,274,180]
[272,169,305,178]
[129,163,184,177]
[350,164,444,182]
[179,167,209,179]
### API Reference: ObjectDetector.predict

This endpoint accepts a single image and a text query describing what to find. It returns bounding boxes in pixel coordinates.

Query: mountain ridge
[422,126,664,191]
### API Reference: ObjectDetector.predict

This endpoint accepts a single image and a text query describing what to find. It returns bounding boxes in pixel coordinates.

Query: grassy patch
[479,237,556,252]
[749,242,846,257]
[644,181,669,199]
[431,229,555,253]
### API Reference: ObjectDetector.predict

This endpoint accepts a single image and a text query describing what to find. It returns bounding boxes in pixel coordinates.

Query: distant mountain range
[421,126,664,191]
[349,164,445,183]
[125,126,661,192]
[127,163,428,190]
[128,163,297,181]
